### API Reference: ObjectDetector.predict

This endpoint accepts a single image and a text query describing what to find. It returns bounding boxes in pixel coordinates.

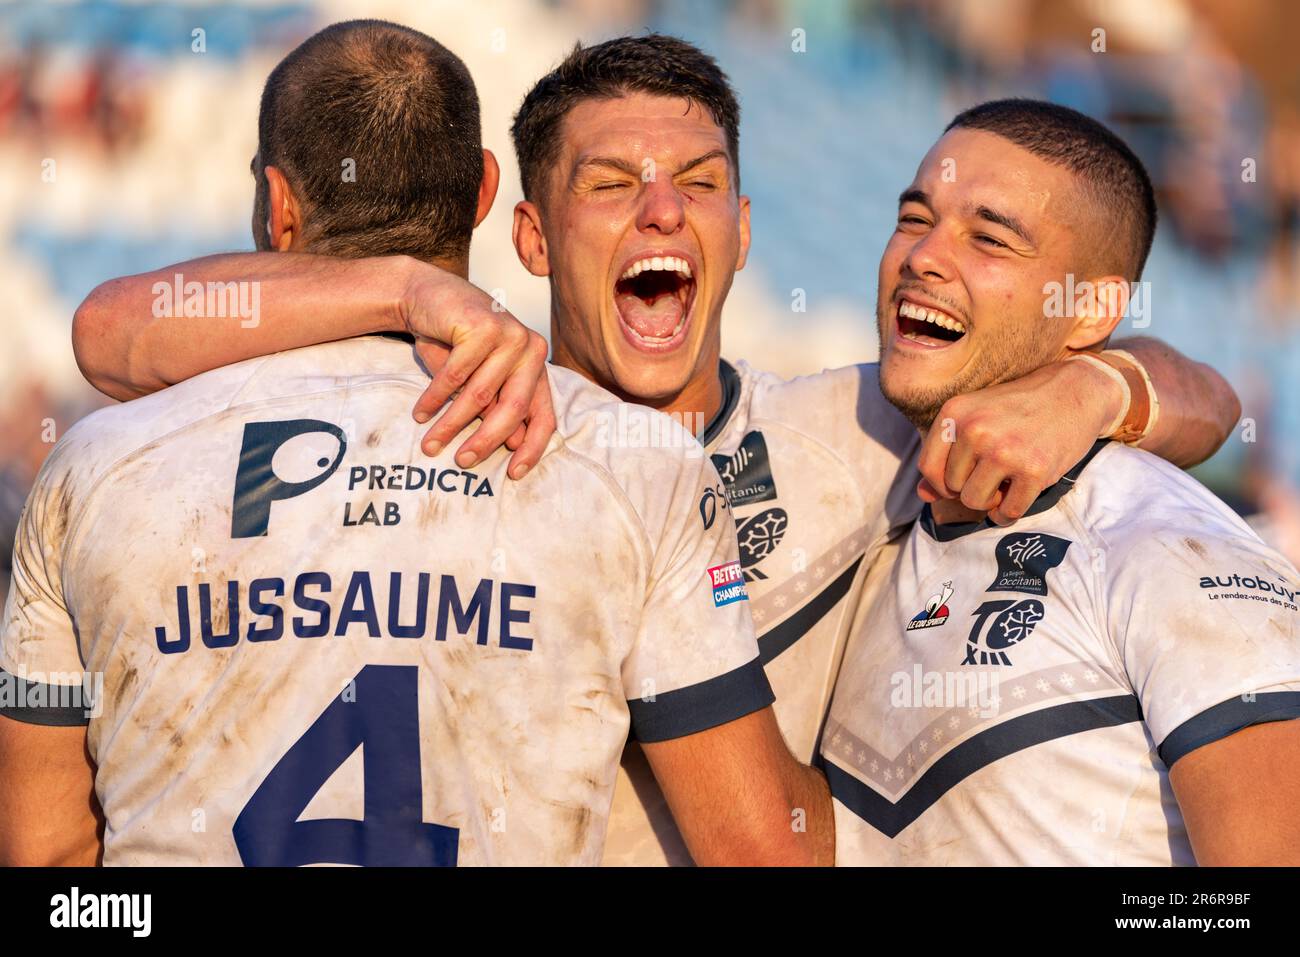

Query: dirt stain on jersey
[1182,537,1208,560]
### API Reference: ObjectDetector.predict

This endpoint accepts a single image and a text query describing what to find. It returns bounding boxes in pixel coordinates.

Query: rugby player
[823,99,1300,865]
[0,21,832,867]
[68,35,1242,865]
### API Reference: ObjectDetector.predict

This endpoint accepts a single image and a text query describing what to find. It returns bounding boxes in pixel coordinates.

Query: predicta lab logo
[987,532,1071,596]
[231,419,348,538]
[907,581,953,631]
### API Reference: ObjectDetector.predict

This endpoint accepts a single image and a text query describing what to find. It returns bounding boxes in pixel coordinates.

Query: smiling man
[69,35,1243,866]
[823,99,1300,866]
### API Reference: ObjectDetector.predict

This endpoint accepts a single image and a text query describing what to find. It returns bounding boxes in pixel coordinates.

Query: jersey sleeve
[619,443,773,744]
[1104,517,1300,767]
[0,442,92,726]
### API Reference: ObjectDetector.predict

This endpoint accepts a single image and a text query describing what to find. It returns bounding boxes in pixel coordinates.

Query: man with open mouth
[824,99,1300,865]
[69,34,1242,866]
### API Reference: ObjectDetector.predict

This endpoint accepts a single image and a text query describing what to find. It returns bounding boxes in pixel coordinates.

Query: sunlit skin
[877,128,1128,438]
[513,93,751,422]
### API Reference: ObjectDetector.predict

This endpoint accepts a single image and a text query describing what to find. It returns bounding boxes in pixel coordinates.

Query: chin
[610,361,695,407]
[879,364,950,431]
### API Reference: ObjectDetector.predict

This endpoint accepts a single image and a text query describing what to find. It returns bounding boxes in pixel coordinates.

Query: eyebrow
[972,203,1034,246]
[898,188,1035,246]
[574,149,730,181]
[674,149,729,176]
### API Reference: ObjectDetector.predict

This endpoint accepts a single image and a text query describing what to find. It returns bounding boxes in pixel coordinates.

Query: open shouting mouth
[613,252,698,354]
[895,296,968,349]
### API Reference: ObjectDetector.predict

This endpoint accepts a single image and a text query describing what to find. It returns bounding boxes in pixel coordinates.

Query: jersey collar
[919,439,1112,543]
[698,359,742,448]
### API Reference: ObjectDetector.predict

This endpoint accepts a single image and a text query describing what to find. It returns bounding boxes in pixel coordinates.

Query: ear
[1064,276,1129,351]
[512,199,550,277]
[474,148,500,227]
[263,165,303,252]
[735,194,752,272]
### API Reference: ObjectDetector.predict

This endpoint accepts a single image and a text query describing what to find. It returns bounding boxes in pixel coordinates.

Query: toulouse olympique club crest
[907,581,953,631]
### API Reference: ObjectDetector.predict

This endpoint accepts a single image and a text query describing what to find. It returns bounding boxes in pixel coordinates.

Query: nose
[901,225,955,284]
[635,176,686,235]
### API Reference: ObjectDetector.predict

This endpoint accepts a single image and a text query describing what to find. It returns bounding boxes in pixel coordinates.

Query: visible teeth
[620,256,694,281]
[898,300,965,333]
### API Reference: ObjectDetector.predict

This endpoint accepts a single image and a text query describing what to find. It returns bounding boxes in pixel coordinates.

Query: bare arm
[918,337,1241,524]
[1170,718,1300,865]
[73,252,408,400]
[642,707,833,866]
[72,252,554,477]
[1115,336,1241,468]
[0,717,101,866]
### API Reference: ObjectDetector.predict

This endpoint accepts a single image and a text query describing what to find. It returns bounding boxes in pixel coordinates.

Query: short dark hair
[511,34,741,203]
[945,98,1157,279]
[255,19,482,261]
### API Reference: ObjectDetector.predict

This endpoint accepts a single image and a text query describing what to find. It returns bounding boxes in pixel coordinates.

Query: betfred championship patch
[708,560,749,607]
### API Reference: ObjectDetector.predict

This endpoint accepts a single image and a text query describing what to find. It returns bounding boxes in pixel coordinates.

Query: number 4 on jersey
[234,664,459,866]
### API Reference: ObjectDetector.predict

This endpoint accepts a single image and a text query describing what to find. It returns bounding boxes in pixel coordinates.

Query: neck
[427,254,470,279]
[930,496,989,526]
[550,319,725,431]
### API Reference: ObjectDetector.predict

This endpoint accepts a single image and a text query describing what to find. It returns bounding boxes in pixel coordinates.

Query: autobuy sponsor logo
[1200,571,1297,611]
[708,560,749,607]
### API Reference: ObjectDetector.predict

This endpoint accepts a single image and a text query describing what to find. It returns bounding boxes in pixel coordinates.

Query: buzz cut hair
[255,19,483,262]
[510,33,741,204]
[946,98,1157,280]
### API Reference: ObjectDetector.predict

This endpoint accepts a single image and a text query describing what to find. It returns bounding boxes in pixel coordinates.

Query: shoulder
[1075,443,1293,583]
[545,365,719,534]
[738,360,917,461]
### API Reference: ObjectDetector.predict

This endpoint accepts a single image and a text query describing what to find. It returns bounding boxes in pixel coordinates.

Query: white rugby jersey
[0,336,771,866]
[824,440,1300,865]
[601,360,921,865]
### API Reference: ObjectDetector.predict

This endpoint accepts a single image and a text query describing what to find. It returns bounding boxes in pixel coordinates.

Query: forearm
[1112,336,1241,467]
[790,763,835,866]
[72,252,417,400]
[0,720,102,866]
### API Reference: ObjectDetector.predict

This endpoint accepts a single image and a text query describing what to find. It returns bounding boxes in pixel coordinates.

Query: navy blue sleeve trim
[628,656,774,744]
[1159,691,1300,766]
[0,669,92,727]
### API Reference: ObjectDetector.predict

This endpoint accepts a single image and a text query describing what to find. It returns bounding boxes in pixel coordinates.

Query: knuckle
[469,385,496,407]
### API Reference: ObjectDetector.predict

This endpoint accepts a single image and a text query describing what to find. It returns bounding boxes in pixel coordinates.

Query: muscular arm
[72,252,554,476]
[1114,336,1241,467]
[73,252,409,401]
[1170,718,1300,865]
[919,337,1241,524]
[642,707,833,866]
[0,716,102,866]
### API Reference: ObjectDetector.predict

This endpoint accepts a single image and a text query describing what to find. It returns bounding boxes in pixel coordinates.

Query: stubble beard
[874,292,1054,432]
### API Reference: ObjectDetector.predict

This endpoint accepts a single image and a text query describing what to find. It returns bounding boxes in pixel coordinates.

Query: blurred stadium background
[2,0,1299,603]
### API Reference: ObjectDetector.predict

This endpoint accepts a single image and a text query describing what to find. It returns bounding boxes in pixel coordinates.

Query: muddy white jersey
[824,441,1300,865]
[0,336,770,866]
[601,359,921,865]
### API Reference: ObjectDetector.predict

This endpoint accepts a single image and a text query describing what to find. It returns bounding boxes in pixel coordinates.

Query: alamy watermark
[0,669,103,719]
[1043,275,1151,329]
[594,406,707,456]
[152,273,260,328]
[890,664,1000,718]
